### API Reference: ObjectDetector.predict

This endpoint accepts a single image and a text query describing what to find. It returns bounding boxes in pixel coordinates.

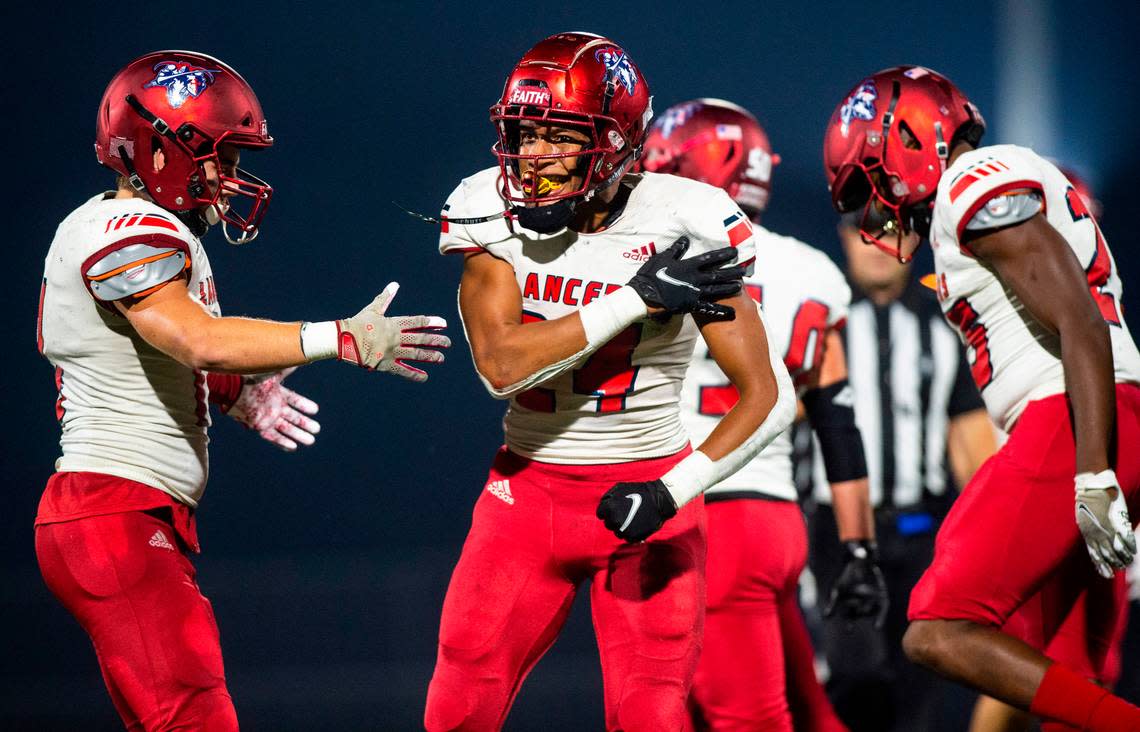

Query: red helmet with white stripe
[490,32,652,207]
[823,65,985,261]
[641,99,780,218]
[95,51,274,244]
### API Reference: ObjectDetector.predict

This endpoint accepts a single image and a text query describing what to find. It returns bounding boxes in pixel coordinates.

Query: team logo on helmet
[595,47,638,96]
[839,80,878,136]
[655,101,699,139]
[144,61,221,109]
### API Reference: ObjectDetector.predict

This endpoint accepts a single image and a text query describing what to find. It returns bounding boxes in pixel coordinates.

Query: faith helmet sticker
[839,80,878,136]
[144,61,222,110]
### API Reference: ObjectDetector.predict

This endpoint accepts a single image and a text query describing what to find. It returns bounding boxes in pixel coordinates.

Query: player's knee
[616,687,687,732]
[424,658,503,732]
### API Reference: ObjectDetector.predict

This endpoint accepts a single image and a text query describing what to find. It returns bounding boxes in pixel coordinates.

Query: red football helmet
[95,51,274,244]
[490,32,652,207]
[823,66,985,262]
[641,98,780,217]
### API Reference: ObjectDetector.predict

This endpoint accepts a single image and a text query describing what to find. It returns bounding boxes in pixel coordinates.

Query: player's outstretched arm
[117,280,449,380]
[460,236,742,398]
[801,331,888,628]
[597,291,796,542]
[967,212,1131,577]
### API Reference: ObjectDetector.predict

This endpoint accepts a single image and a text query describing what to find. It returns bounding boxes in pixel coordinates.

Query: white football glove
[1076,469,1136,579]
[228,368,320,451]
[336,283,450,381]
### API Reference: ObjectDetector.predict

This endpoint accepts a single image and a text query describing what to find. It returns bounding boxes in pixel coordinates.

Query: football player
[824,66,1140,730]
[36,51,449,730]
[642,98,876,732]
[425,33,795,731]
[969,167,1130,732]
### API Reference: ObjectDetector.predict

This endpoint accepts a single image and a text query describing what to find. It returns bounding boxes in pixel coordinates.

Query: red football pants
[36,511,236,731]
[690,498,845,732]
[424,447,705,732]
[909,385,1140,683]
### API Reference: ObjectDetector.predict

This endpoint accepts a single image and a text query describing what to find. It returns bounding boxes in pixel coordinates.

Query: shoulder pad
[964,190,1043,232]
[84,237,190,301]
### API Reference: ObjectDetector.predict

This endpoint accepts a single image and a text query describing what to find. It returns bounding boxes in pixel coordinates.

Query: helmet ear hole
[898,121,922,150]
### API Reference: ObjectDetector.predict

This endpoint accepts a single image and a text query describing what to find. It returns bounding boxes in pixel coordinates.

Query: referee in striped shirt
[799,216,997,732]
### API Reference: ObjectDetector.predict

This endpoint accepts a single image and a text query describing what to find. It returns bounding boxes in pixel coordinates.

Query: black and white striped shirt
[799,279,984,509]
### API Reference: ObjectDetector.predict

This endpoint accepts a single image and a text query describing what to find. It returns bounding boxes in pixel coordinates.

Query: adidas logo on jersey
[486,479,515,505]
[623,243,657,262]
[148,529,175,551]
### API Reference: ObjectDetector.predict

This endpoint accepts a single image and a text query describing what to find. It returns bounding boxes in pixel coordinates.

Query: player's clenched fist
[626,236,744,321]
[596,479,678,543]
[301,282,450,381]
[1076,469,1137,578]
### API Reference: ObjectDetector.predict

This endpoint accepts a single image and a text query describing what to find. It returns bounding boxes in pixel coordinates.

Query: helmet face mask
[96,52,274,244]
[490,33,652,220]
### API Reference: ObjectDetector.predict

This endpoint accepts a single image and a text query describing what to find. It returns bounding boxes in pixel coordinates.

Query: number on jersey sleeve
[1066,186,1121,326]
[946,297,994,390]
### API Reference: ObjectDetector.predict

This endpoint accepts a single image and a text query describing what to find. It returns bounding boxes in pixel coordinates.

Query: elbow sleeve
[802,379,869,483]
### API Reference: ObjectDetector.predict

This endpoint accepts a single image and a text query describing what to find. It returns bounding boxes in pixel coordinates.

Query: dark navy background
[5,1,1138,728]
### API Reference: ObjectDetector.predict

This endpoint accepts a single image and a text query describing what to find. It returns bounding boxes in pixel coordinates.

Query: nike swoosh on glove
[625,236,744,321]
[337,282,451,381]
[825,540,889,629]
[1076,469,1136,579]
[596,479,678,543]
[227,367,320,451]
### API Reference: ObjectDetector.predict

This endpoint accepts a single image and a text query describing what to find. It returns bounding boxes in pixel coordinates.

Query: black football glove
[626,236,744,321]
[824,540,889,629]
[596,479,678,543]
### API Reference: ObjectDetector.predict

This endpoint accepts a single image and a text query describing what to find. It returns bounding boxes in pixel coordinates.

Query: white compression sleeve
[471,286,647,400]
[660,311,797,508]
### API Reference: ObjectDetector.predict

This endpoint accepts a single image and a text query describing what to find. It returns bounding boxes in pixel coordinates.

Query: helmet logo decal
[655,101,698,139]
[144,61,221,109]
[509,84,552,107]
[595,47,638,96]
[839,81,878,136]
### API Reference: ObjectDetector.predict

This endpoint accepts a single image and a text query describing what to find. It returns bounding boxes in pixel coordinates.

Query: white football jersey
[39,193,221,506]
[930,145,1140,431]
[681,229,849,501]
[440,168,757,464]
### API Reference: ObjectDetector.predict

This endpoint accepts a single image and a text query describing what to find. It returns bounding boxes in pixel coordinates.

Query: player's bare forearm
[947,408,998,487]
[969,214,1115,474]
[831,479,875,540]
[459,251,593,390]
[118,280,307,373]
[695,291,780,460]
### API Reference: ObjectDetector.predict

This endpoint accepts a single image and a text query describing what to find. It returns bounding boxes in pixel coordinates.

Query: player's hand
[825,540,889,629]
[228,368,320,452]
[626,236,744,320]
[1076,470,1136,578]
[337,282,450,381]
[596,479,678,543]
